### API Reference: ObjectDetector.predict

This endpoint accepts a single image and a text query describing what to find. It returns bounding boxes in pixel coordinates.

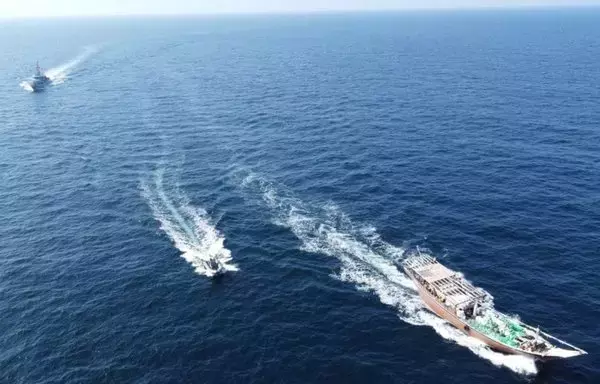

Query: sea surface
[0,9,599,384]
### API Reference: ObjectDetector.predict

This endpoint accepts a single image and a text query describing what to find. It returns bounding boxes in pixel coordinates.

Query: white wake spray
[142,169,238,278]
[44,46,98,84]
[19,81,35,93]
[240,172,537,375]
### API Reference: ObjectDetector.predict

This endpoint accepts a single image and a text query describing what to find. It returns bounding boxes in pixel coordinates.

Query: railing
[403,247,436,269]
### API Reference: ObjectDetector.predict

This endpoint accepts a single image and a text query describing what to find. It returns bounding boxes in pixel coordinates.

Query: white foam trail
[44,46,98,85]
[240,172,537,375]
[142,169,238,277]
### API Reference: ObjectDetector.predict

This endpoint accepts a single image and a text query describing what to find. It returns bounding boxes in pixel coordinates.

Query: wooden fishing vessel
[402,250,586,360]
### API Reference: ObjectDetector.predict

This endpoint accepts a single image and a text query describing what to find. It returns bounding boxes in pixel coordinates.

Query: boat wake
[239,171,538,375]
[45,46,98,85]
[142,168,238,278]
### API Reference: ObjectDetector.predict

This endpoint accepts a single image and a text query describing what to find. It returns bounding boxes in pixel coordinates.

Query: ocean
[0,9,598,384]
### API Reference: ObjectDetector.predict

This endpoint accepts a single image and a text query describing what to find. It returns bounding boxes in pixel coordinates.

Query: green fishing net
[469,316,525,348]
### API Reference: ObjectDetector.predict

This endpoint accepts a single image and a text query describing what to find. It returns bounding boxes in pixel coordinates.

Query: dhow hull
[406,270,582,360]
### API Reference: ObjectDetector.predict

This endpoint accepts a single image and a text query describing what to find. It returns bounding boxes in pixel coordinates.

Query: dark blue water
[1,9,599,384]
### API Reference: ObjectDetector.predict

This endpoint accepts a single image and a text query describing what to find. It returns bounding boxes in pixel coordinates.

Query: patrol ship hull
[26,62,51,92]
[29,76,51,92]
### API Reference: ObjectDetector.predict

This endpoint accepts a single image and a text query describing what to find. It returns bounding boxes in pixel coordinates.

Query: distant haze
[1,0,600,18]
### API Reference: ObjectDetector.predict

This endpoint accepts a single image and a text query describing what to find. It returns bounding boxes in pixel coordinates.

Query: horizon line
[1,3,599,21]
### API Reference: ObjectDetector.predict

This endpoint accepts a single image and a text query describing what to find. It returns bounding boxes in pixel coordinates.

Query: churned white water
[45,46,98,85]
[143,168,238,277]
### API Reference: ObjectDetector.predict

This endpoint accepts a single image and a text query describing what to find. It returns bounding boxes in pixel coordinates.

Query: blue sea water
[1,9,599,384]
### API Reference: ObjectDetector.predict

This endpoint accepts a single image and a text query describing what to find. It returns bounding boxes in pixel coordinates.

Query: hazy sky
[1,0,599,18]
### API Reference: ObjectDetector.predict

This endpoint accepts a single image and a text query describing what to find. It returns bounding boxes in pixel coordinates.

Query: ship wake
[239,171,537,375]
[142,168,238,278]
[45,46,98,85]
